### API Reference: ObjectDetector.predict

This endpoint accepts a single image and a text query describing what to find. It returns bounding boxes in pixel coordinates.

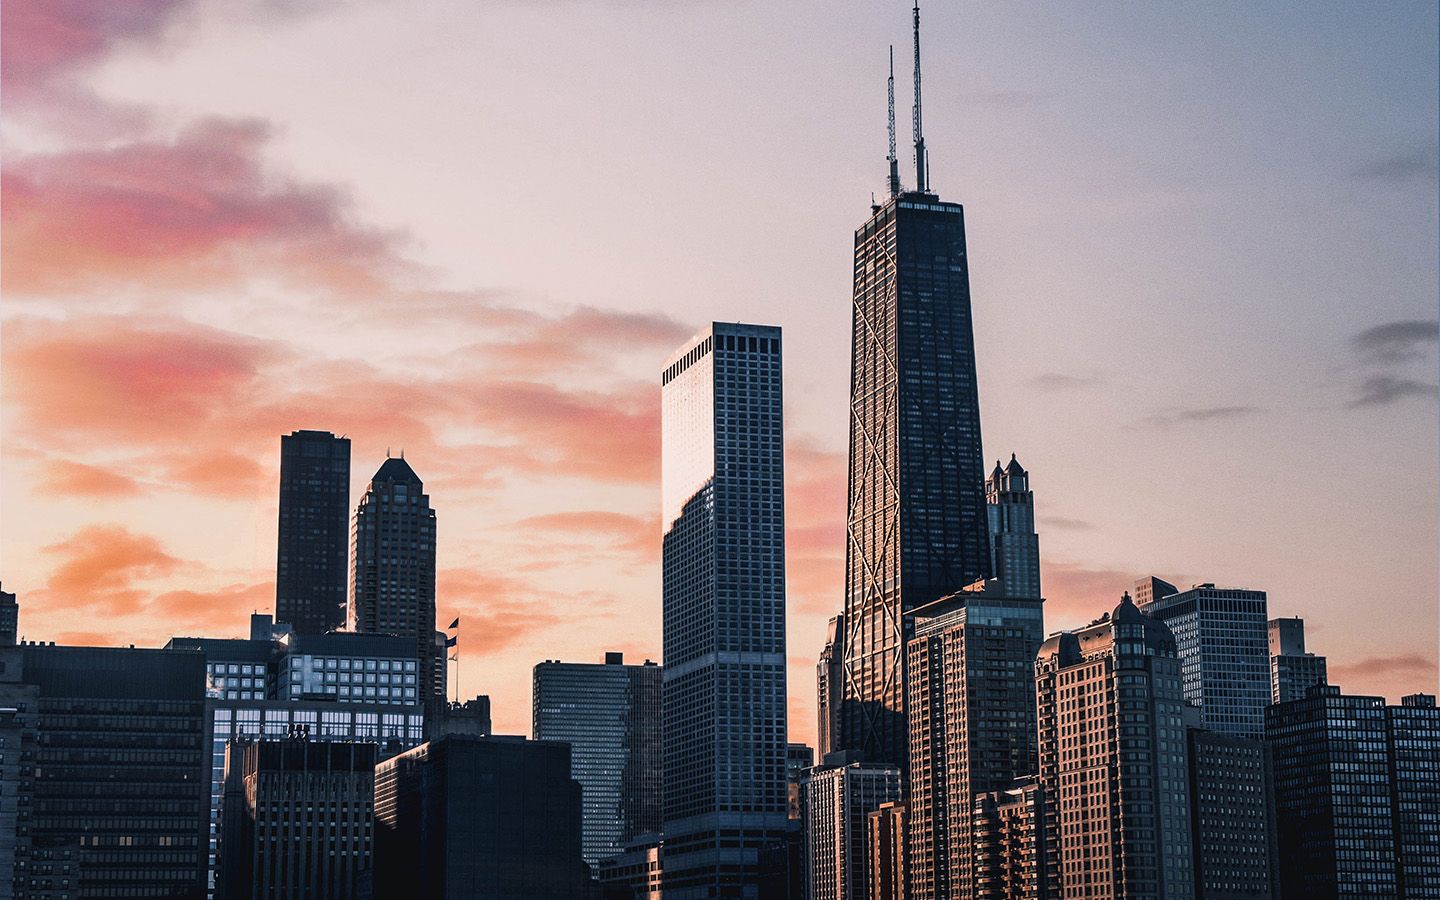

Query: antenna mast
[911,3,928,193]
[887,46,900,196]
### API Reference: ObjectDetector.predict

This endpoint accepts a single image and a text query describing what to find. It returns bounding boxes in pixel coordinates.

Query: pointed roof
[1005,453,1027,476]
[990,459,1004,482]
[1112,591,1146,625]
[372,456,421,486]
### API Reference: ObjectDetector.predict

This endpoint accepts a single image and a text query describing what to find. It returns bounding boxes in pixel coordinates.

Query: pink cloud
[37,524,183,616]
[36,459,143,498]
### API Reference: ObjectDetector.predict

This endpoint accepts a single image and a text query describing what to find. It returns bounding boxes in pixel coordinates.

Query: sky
[2,1,1437,744]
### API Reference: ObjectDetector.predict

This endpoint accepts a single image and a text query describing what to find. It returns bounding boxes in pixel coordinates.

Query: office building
[904,585,1045,899]
[986,455,1041,598]
[1267,685,1399,898]
[801,762,902,900]
[276,430,351,634]
[1136,579,1270,738]
[660,322,789,897]
[532,652,662,869]
[439,696,493,738]
[840,10,992,769]
[865,803,906,900]
[20,645,209,898]
[786,744,815,821]
[596,837,663,900]
[205,698,424,897]
[166,636,274,700]
[218,740,376,900]
[1186,729,1278,899]
[1035,595,1195,898]
[971,778,1050,900]
[1268,617,1328,705]
[373,734,592,899]
[277,632,422,706]
[0,648,39,900]
[0,586,16,646]
[1387,694,1440,898]
[816,614,844,760]
[349,456,439,709]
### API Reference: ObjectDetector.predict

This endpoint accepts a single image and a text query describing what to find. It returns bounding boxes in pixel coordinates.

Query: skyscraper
[1185,728,1279,899]
[985,455,1041,599]
[1268,616,1328,705]
[1136,580,1270,738]
[801,762,903,900]
[660,322,788,897]
[904,586,1044,899]
[840,7,992,769]
[275,430,351,634]
[532,652,662,870]
[349,456,438,709]
[1034,595,1196,898]
[816,613,844,760]
[971,777,1050,900]
[0,585,16,646]
[1386,694,1440,899]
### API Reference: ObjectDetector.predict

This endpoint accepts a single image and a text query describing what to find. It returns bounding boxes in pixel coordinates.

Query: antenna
[911,2,928,193]
[887,45,900,196]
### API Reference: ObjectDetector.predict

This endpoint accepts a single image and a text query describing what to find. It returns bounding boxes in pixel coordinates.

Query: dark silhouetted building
[438,696,492,738]
[786,743,814,821]
[1137,580,1270,738]
[986,455,1041,599]
[349,456,439,710]
[1035,595,1195,898]
[839,15,993,769]
[816,614,843,761]
[276,430,351,634]
[532,653,662,869]
[1267,684,1398,898]
[1268,616,1328,705]
[660,323,789,896]
[904,585,1044,899]
[597,836,663,900]
[1,647,40,900]
[165,636,275,701]
[971,777,1050,900]
[0,586,16,647]
[865,802,906,900]
[801,761,902,900]
[373,734,592,899]
[20,645,209,899]
[1387,694,1440,899]
[1186,728,1278,899]
[218,740,375,900]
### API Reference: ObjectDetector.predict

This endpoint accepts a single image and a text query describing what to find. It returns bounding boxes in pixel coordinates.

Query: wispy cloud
[1345,320,1438,408]
[1349,376,1437,408]
[1139,405,1262,429]
[1352,319,1438,365]
[1039,515,1094,532]
[1351,144,1439,186]
[1028,372,1104,392]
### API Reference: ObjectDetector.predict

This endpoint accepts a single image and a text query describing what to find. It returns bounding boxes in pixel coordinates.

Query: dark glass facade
[532,653,662,869]
[372,735,592,899]
[841,193,991,770]
[20,645,209,899]
[1387,694,1440,899]
[275,431,351,634]
[1185,729,1278,899]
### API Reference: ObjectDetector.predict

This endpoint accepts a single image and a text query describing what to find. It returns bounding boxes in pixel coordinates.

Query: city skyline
[2,2,1437,746]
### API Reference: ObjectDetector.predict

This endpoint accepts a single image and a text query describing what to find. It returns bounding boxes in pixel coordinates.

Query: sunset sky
[2,1,1436,743]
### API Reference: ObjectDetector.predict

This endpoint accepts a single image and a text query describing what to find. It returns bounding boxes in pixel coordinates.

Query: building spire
[912,2,928,193]
[887,45,900,196]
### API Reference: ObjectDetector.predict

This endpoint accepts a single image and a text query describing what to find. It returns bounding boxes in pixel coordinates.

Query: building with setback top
[840,7,993,771]
[275,431,351,634]
[660,323,789,897]
[1268,616,1328,705]
[986,455,1041,599]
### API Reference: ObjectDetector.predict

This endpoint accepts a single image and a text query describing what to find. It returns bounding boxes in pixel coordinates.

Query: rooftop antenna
[911,2,928,193]
[887,45,900,196]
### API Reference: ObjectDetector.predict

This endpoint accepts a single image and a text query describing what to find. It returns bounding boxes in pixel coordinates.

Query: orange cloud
[36,459,143,498]
[152,582,274,625]
[514,511,658,557]
[38,524,182,616]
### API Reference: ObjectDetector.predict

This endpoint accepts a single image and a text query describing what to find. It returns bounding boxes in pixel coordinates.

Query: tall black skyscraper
[349,456,439,708]
[276,430,351,634]
[840,7,991,769]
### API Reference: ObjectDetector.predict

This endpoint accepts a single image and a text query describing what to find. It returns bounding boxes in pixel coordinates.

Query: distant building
[596,836,663,900]
[532,653,662,869]
[1035,595,1195,898]
[801,762,902,900]
[20,645,209,899]
[165,636,274,700]
[1136,580,1270,738]
[972,777,1050,900]
[905,586,1045,900]
[1388,694,1440,899]
[986,454,1041,598]
[1267,617,1328,705]
[275,430,351,634]
[277,632,422,705]
[786,743,814,821]
[1267,685,1399,898]
[218,740,376,899]
[660,323,789,895]
[1185,729,1278,899]
[438,696,493,738]
[864,803,906,900]
[349,456,440,709]
[373,734,592,899]
[816,614,844,760]
[0,586,17,646]
[205,698,424,897]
